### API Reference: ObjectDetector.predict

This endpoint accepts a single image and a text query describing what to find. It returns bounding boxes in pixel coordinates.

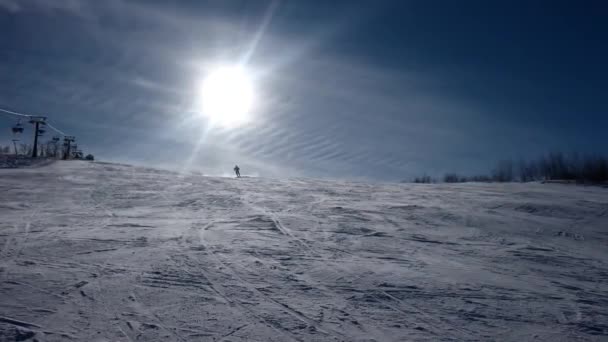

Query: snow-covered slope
[1,161,607,341]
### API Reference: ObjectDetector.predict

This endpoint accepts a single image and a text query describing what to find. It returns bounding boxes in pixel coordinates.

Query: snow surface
[0,156,54,169]
[1,161,607,341]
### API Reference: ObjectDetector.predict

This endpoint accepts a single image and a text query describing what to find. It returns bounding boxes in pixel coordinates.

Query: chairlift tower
[63,136,75,160]
[11,119,24,155]
[52,136,60,158]
[29,116,47,158]
[12,139,19,155]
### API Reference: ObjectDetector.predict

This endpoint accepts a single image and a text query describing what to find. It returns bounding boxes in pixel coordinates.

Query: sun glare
[200,66,254,128]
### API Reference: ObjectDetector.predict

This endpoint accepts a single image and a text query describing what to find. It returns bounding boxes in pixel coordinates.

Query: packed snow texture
[1,161,607,341]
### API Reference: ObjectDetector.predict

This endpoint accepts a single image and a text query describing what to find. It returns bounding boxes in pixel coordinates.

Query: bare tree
[492,160,514,182]
[414,175,434,183]
[444,173,465,183]
[435,153,608,185]
[19,144,30,155]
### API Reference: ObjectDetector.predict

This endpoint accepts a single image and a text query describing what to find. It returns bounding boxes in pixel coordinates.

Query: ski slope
[1,161,607,341]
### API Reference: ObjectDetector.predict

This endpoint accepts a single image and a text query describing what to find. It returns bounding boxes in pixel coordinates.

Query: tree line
[413,152,608,184]
[0,143,94,160]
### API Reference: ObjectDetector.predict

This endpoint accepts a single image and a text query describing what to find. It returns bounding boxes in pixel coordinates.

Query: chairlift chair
[11,120,24,134]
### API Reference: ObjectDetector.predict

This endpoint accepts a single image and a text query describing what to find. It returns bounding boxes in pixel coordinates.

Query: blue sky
[1,0,606,180]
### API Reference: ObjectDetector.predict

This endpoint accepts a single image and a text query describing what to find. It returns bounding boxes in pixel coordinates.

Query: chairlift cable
[46,123,66,136]
[1,107,68,135]
[0,107,32,117]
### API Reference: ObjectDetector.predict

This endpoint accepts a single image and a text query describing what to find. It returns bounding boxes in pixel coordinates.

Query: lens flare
[200,66,254,128]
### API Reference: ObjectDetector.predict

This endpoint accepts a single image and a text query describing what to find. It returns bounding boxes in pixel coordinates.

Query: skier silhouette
[233,165,241,178]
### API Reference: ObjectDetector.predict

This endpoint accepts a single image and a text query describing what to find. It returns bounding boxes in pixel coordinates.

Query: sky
[0,0,607,181]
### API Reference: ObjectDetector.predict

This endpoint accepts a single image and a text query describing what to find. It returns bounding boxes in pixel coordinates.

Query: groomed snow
[1,161,607,341]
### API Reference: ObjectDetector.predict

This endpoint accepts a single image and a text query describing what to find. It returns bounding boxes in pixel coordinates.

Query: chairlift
[38,128,46,136]
[28,116,46,124]
[11,120,24,134]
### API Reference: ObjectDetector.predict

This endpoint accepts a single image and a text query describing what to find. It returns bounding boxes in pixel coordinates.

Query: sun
[199,66,254,128]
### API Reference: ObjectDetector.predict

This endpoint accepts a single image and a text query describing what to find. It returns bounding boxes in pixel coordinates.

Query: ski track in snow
[1,161,608,341]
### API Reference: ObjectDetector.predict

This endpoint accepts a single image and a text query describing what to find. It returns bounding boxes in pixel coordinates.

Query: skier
[233,165,241,178]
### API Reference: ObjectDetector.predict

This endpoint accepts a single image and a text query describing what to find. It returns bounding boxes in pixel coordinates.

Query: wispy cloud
[2,0,554,180]
[0,0,87,15]
[0,0,20,13]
